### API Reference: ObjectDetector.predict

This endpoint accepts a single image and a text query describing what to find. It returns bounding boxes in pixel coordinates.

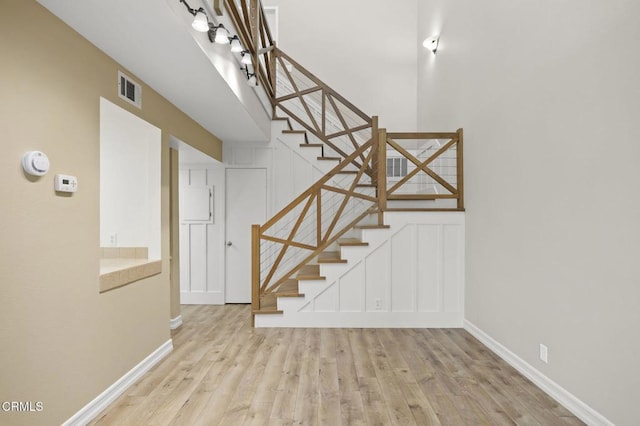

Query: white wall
[263,0,418,132]
[224,122,328,217]
[100,97,161,259]
[417,1,640,424]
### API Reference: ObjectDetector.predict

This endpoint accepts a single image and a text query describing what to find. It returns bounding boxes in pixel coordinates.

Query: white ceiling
[36,0,269,144]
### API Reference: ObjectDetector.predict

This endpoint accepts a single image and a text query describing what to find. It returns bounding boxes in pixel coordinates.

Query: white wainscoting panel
[255,211,465,327]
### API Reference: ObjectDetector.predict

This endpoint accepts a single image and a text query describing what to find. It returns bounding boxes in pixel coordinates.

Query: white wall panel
[417,225,440,312]
[179,165,225,304]
[314,283,337,312]
[339,261,364,312]
[443,225,463,313]
[188,224,207,293]
[364,242,390,312]
[391,225,416,312]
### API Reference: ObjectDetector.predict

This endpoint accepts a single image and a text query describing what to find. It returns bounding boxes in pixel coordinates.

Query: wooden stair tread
[337,171,358,174]
[356,184,376,188]
[298,264,319,274]
[384,207,466,212]
[317,156,341,161]
[297,275,326,281]
[317,251,347,263]
[338,238,369,246]
[252,309,283,315]
[299,143,323,148]
[355,224,390,229]
[296,265,325,280]
[273,116,293,130]
[276,279,299,294]
[282,129,308,143]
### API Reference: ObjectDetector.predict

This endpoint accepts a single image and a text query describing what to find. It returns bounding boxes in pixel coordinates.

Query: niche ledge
[99,247,161,293]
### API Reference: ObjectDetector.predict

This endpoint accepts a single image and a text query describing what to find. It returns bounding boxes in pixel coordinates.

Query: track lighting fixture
[179,1,255,85]
[179,0,209,32]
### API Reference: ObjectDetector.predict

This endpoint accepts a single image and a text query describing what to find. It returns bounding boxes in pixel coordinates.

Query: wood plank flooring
[89,305,584,425]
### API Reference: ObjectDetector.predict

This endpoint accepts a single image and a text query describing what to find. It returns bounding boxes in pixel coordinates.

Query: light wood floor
[90,305,584,425]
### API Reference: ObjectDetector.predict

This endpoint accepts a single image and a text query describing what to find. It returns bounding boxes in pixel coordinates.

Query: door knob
[226,241,233,246]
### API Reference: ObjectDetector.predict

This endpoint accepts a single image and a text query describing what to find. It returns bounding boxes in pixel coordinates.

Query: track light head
[180,0,209,32]
[213,24,230,44]
[191,9,209,32]
[229,36,243,52]
[240,50,252,65]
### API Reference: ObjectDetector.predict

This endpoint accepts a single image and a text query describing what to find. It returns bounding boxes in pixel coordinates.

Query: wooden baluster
[250,0,259,70]
[316,191,322,247]
[377,128,387,222]
[270,47,277,103]
[251,224,261,323]
[456,128,464,210]
[371,116,379,188]
[214,0,223,16]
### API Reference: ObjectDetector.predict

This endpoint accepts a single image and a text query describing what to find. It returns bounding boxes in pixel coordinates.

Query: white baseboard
[63,339,173,426]
[169,315,183,330]
[463,320,613,426]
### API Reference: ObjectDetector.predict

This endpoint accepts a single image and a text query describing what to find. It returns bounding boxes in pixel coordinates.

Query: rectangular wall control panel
[54,174,78,193]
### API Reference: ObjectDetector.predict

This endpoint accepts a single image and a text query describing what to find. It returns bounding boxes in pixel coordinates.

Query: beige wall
[418,0,640,423]
[0,1,221,424]
[264,0,418,132]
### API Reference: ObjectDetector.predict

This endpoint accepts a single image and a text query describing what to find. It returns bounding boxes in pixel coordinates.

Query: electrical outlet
[539,344,548,364]
[375,298,382,310]
[109,233,118,247]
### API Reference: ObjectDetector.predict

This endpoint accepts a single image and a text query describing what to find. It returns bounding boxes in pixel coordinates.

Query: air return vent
[117,71,142,109]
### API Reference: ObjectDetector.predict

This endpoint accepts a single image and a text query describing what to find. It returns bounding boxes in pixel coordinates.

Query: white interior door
[225,168,267,303]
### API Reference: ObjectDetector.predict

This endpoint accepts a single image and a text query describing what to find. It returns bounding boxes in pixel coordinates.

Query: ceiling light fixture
[423,36,439,53]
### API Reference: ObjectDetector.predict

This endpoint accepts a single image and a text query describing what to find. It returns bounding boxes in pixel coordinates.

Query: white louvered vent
[117,71,142,109]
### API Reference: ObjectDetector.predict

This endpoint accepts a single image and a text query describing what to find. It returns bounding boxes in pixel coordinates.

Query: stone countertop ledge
[99,247,161,293]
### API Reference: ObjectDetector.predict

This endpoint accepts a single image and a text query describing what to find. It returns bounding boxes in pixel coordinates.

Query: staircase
[217,0,465,327]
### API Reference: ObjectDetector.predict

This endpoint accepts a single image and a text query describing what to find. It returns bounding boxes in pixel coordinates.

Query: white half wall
[256,211,464,328]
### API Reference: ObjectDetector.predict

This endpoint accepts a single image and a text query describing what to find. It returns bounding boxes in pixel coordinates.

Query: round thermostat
[22,151,50,176]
